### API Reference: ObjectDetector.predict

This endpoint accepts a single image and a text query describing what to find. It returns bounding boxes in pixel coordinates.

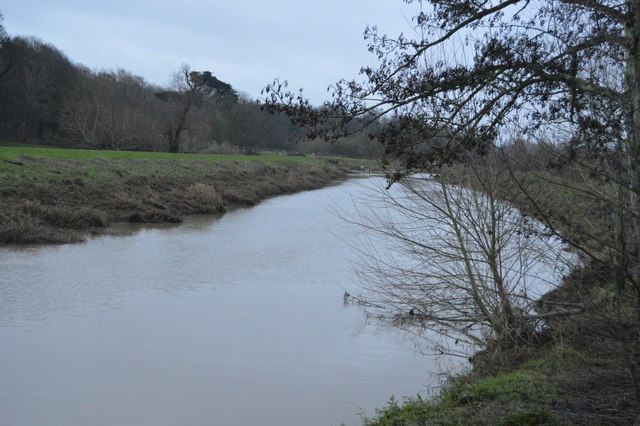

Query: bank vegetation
[0,145,358,244]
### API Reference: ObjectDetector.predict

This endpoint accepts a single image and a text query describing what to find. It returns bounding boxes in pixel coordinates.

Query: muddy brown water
[0,177,453,426]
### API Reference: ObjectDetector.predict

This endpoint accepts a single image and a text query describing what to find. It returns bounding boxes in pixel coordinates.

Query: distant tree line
[0,12,379,157]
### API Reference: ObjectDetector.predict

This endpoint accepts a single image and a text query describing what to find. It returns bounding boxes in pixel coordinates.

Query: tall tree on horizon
[156,65,238,153]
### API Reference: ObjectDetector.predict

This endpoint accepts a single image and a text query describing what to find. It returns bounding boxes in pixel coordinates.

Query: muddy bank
[0,157,351,244]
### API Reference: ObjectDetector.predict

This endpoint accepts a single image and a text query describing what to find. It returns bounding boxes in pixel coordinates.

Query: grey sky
[2,1,416,104]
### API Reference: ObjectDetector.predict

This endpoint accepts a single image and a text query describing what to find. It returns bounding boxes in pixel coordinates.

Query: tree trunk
[166,97,193,153]
[168,133,179,153]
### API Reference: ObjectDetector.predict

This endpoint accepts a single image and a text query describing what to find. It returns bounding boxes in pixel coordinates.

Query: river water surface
[0,177,446,426]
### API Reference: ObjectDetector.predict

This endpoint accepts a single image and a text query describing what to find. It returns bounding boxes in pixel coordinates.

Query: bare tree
[61,68,159,150]
[0,36,76,141]
[156,64,237,153]
[345,161,574,355]
[0,11,9,82]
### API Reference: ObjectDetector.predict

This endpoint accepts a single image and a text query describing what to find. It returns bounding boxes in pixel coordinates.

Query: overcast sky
[2,0,418,104]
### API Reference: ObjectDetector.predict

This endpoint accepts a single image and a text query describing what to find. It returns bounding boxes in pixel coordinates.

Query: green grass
[0,145,330,186]
[365,365,560,425]
[364,334,638,425]
[0,145,377,191]
[0,145,322,164]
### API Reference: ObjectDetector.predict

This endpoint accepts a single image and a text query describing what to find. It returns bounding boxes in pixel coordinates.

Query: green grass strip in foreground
[0,145,322,164]
[367,367,559,425]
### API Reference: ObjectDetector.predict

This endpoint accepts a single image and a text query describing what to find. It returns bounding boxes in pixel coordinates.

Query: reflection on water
[0,177,444,426]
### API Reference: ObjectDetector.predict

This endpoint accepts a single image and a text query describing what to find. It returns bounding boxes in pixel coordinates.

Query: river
[0,177,449,426]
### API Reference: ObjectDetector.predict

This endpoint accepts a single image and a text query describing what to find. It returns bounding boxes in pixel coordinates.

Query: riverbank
[364,167,637,425]
[0,146,362,244]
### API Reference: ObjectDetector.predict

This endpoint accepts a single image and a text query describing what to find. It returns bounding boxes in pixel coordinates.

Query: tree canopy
[263,0,640,299]
[264,0,636,170]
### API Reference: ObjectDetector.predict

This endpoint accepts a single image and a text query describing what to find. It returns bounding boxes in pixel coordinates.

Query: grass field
[0,144,377,164]
[0,145,324,164]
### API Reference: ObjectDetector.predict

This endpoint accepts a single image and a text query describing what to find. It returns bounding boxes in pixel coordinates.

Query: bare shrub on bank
[345,164,575,356]
[184,183,224,213]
